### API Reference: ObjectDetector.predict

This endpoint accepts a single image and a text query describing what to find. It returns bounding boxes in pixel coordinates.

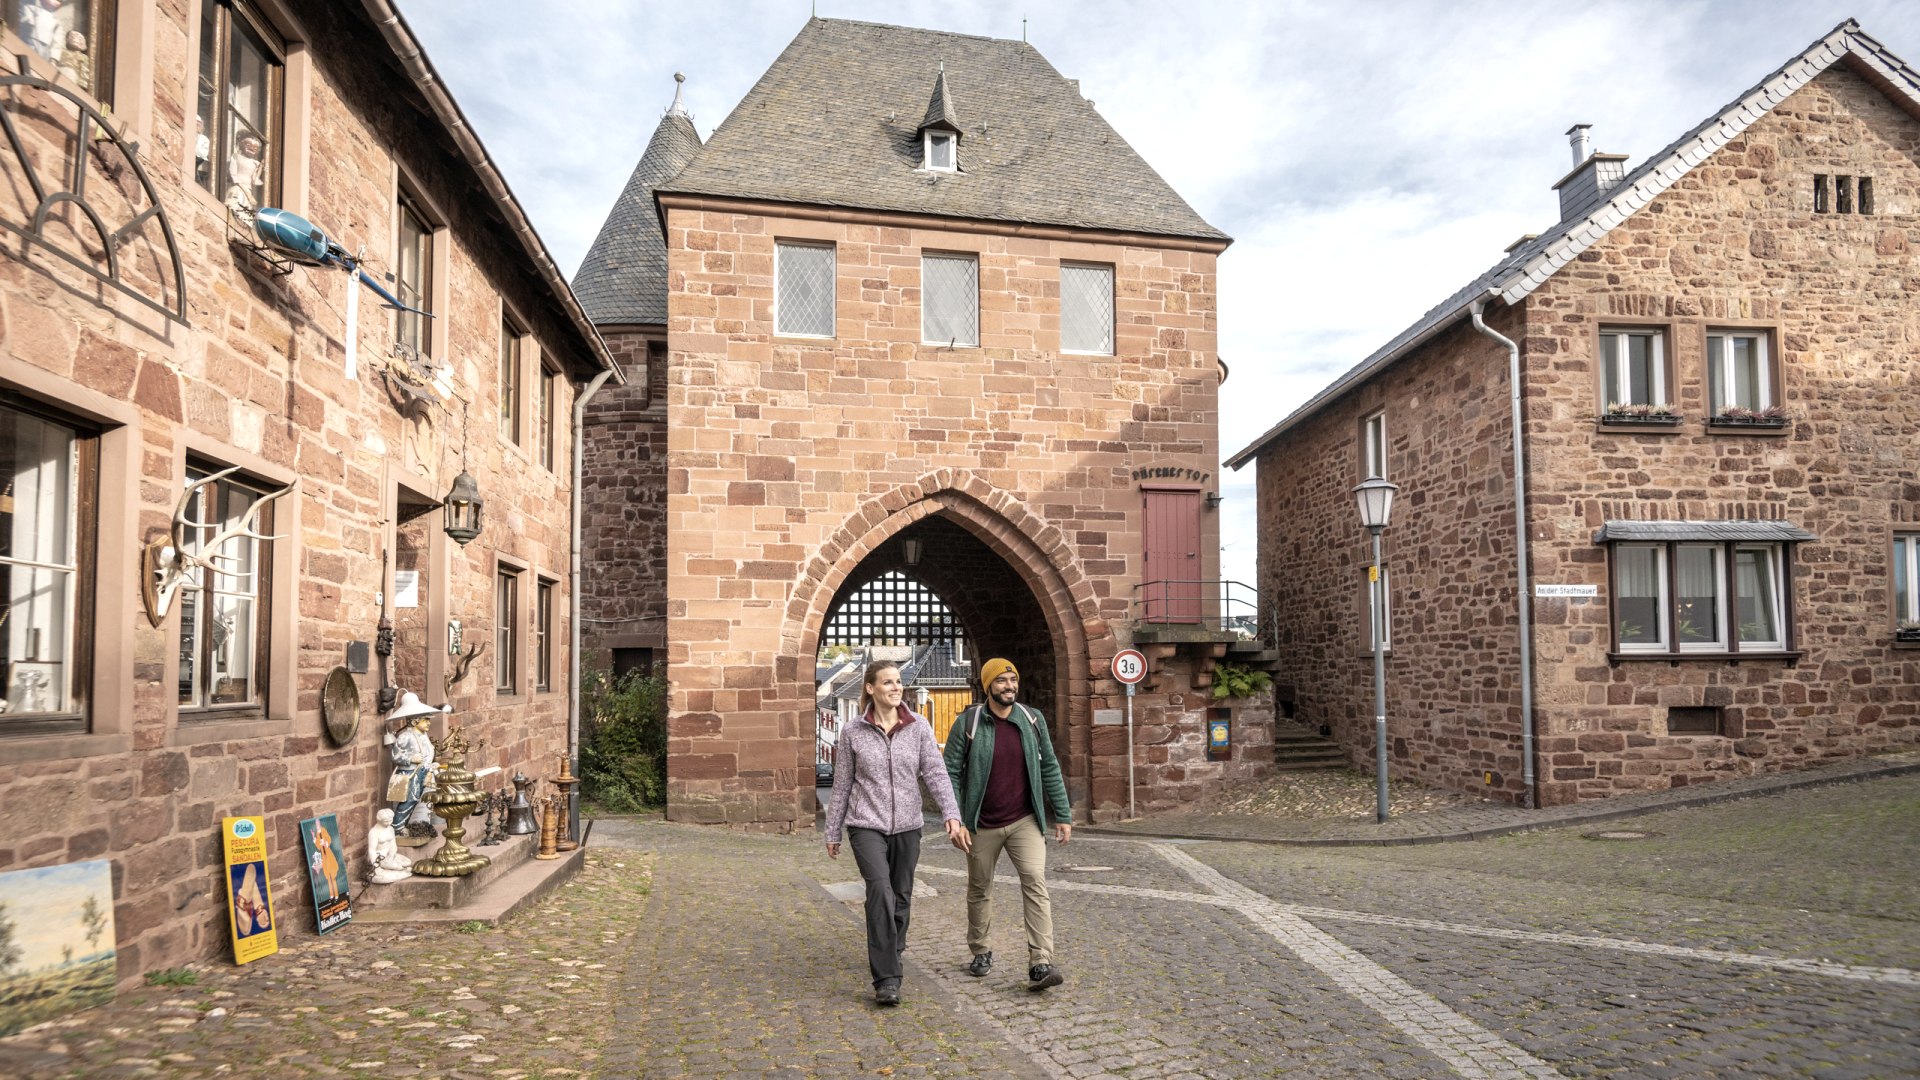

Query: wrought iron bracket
[0,64,187,322]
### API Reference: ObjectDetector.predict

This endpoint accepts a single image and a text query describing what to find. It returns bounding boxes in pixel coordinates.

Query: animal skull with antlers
[142,467,298,628]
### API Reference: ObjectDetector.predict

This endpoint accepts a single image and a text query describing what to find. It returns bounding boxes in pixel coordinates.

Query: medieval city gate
[790,485,1104,817]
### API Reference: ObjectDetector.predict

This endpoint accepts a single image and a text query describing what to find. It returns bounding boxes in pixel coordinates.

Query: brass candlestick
[412,727,493,877]
[552,754,580,852]
[535,795,561,860]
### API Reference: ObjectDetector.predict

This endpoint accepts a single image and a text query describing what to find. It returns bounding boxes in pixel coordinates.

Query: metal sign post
[1111,649,1148,821]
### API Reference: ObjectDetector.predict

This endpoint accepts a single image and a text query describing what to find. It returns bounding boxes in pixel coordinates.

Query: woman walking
[824,660,970,1005]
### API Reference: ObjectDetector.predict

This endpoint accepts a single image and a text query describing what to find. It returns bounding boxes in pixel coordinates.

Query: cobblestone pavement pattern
[3,771,1917,1077]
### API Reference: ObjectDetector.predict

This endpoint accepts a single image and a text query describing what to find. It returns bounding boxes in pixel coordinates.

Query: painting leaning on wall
[0,859,115,1037]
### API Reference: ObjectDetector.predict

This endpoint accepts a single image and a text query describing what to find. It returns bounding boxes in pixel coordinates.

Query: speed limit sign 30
[1112,649,1147,686]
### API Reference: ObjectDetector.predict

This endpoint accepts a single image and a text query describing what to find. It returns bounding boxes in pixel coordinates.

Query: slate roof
[1592,521,1818,544]
[1226,20,1920,469]
[900,640,973,688]
[572,93,704,326]
[655,18,1227,243]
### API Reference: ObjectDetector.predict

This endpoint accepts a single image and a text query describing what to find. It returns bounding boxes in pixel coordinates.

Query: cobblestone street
[4,772,1917,1078]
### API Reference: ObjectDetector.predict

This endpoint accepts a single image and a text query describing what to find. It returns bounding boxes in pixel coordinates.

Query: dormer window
[925,130,956,172]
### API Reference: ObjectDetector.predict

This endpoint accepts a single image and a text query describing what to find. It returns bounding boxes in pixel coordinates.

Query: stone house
[1228,20,1920,807]
[0,0,614,977]
[577,17,1268,829]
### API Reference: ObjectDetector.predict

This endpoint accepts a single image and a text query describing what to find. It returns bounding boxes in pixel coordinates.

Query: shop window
[8,0,115,100]
[194,0,282,212]
[178,464,275,713]
[0,399,95,732]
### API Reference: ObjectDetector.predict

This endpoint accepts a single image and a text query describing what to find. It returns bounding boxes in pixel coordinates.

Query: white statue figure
[366,808,414,884]
[384,691,446,838]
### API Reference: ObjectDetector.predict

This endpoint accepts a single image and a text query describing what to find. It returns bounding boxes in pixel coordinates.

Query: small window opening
[1836,175,1854,215]
[1859,177,1874,215]
[1667,706,1722,736]
[1812,175,1829,214]
[926,131,956,172]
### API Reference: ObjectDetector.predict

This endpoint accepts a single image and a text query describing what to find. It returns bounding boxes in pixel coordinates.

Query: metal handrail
[1132,579,1264,638]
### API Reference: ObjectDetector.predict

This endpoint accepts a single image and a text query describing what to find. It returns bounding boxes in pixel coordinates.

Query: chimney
[1552,124,1628,222]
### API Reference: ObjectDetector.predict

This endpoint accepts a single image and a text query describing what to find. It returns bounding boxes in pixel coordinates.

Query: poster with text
[0,859,116,1037]
[297,813,353,934]
[221,816,278,964]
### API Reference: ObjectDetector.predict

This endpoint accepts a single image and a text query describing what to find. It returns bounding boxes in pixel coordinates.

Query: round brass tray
[321,665,361,746]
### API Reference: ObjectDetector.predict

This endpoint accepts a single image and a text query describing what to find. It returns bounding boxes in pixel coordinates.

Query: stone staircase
[1270,723,1347,771]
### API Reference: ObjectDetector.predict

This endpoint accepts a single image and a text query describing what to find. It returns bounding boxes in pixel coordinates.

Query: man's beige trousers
[965,814,1053,965]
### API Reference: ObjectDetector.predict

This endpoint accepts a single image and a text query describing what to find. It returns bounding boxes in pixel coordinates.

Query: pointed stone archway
[781,470,1114,817]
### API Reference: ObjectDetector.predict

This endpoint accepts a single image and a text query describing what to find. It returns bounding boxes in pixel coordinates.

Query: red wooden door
[1142,488,1202,622]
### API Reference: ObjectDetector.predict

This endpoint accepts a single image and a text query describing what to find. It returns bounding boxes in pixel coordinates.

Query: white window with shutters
[1060,263,1114,355]
[774,241,835,338]
[922,253,979,347]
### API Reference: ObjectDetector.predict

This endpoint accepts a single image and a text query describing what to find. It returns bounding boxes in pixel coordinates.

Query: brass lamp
[443,469,483,546]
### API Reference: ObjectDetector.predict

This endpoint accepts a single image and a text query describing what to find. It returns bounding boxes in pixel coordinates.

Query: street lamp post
[1353,477,1399,824]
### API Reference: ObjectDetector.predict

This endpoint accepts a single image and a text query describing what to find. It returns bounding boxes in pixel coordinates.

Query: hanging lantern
[443,469,483,546]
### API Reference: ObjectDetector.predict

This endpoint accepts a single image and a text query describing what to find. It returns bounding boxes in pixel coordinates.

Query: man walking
[944,658,1072,991]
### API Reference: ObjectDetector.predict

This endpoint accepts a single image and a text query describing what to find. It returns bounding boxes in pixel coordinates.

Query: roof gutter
[1469,293,1536,810]
[359,0,621,385]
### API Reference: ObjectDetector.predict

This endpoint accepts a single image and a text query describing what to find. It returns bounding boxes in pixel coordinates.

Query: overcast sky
[406,1,1919,590]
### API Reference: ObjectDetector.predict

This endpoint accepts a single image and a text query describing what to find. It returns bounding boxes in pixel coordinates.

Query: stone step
[356,828,541,913]
[354,844,588,927]
[1272,758,1348,771]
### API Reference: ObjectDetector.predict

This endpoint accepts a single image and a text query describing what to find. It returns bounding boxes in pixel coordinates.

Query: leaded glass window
[1061,263,1114,355]
[922,254,978,347]
[775,242,835,337]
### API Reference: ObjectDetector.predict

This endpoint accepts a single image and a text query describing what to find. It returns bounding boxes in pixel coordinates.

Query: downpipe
[1469,294,1537,810]
[569,368,615,840]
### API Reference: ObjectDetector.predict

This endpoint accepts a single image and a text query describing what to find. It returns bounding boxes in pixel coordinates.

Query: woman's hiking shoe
[1027,964,1064,991]
[967,951,993,977]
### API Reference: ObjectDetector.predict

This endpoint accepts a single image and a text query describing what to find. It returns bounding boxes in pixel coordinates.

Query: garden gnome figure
[385,691,446,841]
[366,808,414,884]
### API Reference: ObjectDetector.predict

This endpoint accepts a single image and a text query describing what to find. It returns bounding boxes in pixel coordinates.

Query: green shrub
[1210,661,1272,701]
[580,667,669,811]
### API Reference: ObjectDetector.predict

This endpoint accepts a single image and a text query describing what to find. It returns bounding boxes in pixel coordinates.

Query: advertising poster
[297,814,353,934]
[221,816,278,965]
[0,859,116,1037]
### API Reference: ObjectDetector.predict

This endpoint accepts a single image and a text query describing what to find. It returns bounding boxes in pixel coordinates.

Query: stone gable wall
[1521,64,1920,803]
[0,9,583,980]
[1254,63,1920,807]
[580,329,669,671]
[662,205,1225,826]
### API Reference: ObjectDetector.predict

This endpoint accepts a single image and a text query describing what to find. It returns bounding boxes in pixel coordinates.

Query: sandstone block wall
[0,5,584,979]
[661,203,1225,827]
[580,329,668,672]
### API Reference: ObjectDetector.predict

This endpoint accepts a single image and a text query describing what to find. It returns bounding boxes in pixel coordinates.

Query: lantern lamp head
[443,469,483,546]
[901,537,923,567]
[1352,476,1399,532]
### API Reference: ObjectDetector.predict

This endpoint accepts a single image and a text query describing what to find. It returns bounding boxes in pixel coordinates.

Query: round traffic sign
[1111,649,1147,685]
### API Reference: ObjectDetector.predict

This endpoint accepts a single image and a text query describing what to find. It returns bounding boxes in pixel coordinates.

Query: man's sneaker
[875,978,901,1006]
[967,951,993,977]
[1027,964,1064,991]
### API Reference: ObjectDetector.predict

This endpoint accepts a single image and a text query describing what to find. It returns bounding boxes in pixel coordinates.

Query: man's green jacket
[943,702,1073,832]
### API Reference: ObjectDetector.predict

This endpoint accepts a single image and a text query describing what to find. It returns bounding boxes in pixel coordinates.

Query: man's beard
[992,689,1017,705]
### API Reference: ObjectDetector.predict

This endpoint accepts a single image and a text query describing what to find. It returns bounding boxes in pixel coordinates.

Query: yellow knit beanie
[980,657,1018,691]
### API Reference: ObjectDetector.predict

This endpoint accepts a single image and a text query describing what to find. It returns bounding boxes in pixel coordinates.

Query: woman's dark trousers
[847,826,920,985]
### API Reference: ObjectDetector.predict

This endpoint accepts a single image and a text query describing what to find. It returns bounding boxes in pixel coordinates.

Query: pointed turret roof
[920,67,960,134]
[573,75,704,326]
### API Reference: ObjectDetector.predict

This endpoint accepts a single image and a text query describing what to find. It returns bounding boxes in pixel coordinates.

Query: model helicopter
[249,206,433,381]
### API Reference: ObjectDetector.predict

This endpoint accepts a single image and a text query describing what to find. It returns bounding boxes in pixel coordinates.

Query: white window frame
[1733,543,1787,651]
[1612,541,1794,655]
[1366,567,1392,652]
[921,252,979,347]
[178,464,273,713]
[773,241,836,339]
[1362,411,1387,480]
[1600,328,1666,409]
[1895,533,1919,627]
[1707,331,1773,414]
[1060,262,1115,355]
[1614,543,1670,653]
[924,130,956,172]
[1673,543,1726,653]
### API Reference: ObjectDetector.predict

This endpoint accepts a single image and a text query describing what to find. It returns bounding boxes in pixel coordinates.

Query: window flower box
[1599,402,1681,425]
[1710,406,1789,428]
